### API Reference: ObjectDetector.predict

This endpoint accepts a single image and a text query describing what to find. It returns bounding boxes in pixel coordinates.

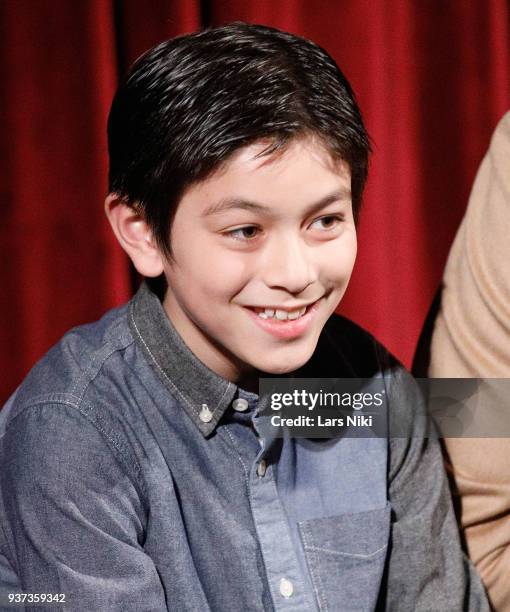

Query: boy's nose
[262,235,317,295]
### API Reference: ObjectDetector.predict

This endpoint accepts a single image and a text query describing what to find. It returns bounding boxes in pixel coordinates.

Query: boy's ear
[104,194,165,277]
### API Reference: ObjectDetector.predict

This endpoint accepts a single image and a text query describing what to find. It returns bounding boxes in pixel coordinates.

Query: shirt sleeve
[1,401,167,612]
[383,367,490,611]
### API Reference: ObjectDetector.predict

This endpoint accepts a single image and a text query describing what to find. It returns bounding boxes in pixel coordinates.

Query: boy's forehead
[191,136,351,204]
[177,135,352,219]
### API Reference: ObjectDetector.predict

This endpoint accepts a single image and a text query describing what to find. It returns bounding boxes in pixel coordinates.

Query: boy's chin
[251,349,314,376]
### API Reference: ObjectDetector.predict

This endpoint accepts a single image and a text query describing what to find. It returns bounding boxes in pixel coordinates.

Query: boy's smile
[243,297,324,340]
[161,136,357,384]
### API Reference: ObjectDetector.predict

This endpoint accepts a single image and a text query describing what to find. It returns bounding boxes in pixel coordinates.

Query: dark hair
[107,22,371,257]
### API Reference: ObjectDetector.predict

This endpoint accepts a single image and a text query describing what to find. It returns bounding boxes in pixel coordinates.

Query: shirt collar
[128,281,260,437]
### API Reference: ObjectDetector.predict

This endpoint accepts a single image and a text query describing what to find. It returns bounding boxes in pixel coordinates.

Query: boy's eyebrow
[201,188,352,218]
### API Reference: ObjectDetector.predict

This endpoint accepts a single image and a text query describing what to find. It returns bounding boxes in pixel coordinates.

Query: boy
[0,23,488,611]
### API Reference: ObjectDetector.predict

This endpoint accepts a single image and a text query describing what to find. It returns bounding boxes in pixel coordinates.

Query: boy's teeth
[256,305,308,320]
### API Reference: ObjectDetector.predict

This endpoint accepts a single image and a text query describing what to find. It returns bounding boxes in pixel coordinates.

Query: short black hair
[107,22,371,257]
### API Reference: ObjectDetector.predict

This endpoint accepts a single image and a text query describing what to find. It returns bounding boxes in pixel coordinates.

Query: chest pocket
[298,504,391,612]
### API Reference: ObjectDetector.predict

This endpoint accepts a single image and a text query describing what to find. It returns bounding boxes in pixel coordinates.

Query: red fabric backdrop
[1,1,509,403]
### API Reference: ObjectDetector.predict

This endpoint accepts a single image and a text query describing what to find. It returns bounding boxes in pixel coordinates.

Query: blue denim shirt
[0,282,489,611]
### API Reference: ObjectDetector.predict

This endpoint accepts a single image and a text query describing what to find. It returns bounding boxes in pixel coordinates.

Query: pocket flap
[299,504,391,558]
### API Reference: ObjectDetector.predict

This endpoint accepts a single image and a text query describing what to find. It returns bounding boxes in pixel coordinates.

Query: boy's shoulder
[1,300,135,428]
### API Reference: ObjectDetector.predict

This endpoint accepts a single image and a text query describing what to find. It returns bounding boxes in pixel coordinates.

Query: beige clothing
[430,112,510,611]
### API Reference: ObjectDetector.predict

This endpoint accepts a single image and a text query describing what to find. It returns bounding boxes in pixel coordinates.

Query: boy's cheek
[322,244,357,285]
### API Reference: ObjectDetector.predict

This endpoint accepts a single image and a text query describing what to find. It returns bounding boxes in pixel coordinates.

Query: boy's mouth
[246,299,319,321]
[243,298,324,340]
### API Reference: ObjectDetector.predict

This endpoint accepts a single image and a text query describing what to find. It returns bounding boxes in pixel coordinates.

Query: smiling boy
[109,138,355,386]
[0,23,488,611]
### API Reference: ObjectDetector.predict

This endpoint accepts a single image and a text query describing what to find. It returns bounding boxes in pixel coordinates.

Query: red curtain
[1,1,509,403]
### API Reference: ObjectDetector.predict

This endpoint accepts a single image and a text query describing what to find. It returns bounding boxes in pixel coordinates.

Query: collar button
[199,404,213,423]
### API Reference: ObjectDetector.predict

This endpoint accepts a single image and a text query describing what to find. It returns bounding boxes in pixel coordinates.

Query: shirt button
[279,578,294,598]
[199,404,213,423]
[232,398,249,412]
[257,459,267,477]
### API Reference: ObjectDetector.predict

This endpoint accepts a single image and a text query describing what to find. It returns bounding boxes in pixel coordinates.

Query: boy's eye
[224,215,344,242]
[225,225,261,241]
[309,215,343,230]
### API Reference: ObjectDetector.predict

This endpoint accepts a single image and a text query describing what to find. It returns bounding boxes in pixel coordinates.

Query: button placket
[248,397,310,609]
[248,451,310,611]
